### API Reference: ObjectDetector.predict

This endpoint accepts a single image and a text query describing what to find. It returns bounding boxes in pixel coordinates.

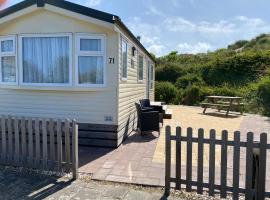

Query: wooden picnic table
[201,96,243,117]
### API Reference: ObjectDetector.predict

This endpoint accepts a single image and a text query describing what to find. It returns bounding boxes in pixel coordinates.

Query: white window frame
[150,62,154,90]
[75,33,106,87]
[121,37,128,81]
[0,35,17,85]
[18,33,73,87]
[137,52,144,82]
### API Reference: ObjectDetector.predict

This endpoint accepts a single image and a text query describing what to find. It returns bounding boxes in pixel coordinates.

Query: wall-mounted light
[132,46,136,56]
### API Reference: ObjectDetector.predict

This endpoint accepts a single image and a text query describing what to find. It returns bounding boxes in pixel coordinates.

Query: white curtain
[22,37,69,84]
[78,56,103,84]
[1,56,16,82]
[80,39,101,51]
[1,40,13,52]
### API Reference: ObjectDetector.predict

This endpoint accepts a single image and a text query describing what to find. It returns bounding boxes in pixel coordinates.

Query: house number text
[109,58,115,64]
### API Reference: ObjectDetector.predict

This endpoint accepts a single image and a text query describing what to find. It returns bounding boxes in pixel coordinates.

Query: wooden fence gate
[0,116,78,179]
[165,126,270,199]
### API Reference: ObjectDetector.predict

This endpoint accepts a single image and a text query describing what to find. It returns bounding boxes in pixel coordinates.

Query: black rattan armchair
[135,103,160,135]
[139,99,163,126]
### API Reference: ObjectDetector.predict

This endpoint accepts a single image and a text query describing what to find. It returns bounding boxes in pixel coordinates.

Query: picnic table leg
[226,99,233,117]
[203,107,207,114]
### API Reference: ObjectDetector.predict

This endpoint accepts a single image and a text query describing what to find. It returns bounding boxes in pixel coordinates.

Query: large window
[0,36,16,84]
[121,38,128,80]
[76,34,105,86]
[20,34,72,86]
[138,53,144,81]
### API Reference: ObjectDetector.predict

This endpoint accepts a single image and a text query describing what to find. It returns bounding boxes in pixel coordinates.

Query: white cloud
[164,16,270,36]
[164,17,196,32]
[177,42,212,54]
[126,17,166,56]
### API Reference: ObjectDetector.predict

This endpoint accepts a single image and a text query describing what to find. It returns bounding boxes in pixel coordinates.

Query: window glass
[80,39,101,51]
[78,56,103,84]
[121,39,128,79]
[1,40,13,52]
[1,56,16,82]
[151,64,154,89]
[138,54,144,80]
[22,36,70,84]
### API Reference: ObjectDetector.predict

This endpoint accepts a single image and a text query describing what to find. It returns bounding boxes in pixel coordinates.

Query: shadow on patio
[0,168,72,200]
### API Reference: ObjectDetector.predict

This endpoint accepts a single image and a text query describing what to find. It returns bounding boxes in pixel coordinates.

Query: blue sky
[3,0,270,56]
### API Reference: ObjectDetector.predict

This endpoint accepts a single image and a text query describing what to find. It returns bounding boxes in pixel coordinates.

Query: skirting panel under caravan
[78,111,137,148]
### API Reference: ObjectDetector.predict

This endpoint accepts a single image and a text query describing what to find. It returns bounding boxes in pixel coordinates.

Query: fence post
[72,120,78,180]
[256,133,267,200]
[165,126,171,196]
[175,126,181,190]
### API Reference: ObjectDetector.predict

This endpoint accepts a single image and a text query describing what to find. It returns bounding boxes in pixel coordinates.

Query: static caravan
[0,0,155,147]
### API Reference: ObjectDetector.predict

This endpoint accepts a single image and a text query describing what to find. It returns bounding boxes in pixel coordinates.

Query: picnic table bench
[201,96,244,117]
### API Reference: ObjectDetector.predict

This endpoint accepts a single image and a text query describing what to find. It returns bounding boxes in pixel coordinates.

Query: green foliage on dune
[154,33,270,115]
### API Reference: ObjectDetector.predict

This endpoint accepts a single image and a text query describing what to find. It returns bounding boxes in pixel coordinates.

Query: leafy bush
[213,85,240,97]
[155,81,181,104]
[156,63,187,83]
[257,77,270,115]
[175,73,204,89]
[182,85,202,106]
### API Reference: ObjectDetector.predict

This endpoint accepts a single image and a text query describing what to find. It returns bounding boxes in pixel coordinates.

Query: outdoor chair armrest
[151,105,163,113]
[142,107,154,112]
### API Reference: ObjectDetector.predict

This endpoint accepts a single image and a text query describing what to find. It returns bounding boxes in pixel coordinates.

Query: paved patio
[79,105,270,189]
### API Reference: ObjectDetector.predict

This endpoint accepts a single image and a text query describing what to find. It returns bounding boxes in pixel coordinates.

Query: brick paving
[79,106,270,190]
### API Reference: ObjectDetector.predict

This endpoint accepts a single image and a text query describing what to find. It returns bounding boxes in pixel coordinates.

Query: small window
[150,63,154,89]
[0,36,16,84]
[138,54,144,81]
[121,38,128,79]
[76,34,106,86]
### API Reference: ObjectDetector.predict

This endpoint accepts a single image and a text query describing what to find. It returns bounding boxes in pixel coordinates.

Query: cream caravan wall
[0,8,119,124]
[117,32,155,144]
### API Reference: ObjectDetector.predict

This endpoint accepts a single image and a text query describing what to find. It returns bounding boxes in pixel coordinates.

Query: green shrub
[155,81,181,104]
[257,77,270,115]
[155,63,187,83]
[182,85,202,105]
[175,74,204,89]
[213,85,240,97]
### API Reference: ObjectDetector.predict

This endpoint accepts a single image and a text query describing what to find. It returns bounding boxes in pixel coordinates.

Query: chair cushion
[140,99,151,109]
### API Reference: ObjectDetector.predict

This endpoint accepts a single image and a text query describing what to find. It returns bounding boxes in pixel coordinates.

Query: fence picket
[197,128,204,194]
[257,133,267,200]
[49,119,55,167]
[165,126,171,195]
[7,116,12,163]
[1,117,6,163]
[186,127,193,192]
[220,130,228,198]
[245,132,254,200]
[233,131,240,200]
[208,129,216,196]
[176,126,181,190]
[14,117,19,165]
[65,119,71,171]
[21,118,26,166]
[72,120,78,180]
[28,118,33,166]
[57,119,62,172]
[35,119,40,167]
[42,119,48,170]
